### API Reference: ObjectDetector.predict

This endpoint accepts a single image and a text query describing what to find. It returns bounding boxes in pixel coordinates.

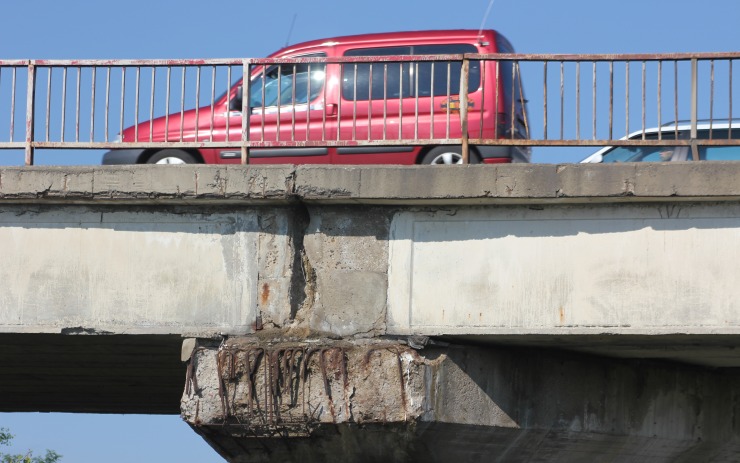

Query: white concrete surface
[0,208,269,335]
[388,203,740,335]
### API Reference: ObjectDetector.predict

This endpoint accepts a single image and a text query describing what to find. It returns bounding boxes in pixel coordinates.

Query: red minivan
[102,29,530,165]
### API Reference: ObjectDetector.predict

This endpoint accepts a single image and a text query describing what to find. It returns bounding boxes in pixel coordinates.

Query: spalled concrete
[183,339,740,462]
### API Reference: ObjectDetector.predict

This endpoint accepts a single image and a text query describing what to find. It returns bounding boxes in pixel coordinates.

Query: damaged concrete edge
[0,163,739,205]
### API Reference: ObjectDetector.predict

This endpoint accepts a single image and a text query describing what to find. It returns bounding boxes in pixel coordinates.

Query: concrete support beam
[183,339,740,462]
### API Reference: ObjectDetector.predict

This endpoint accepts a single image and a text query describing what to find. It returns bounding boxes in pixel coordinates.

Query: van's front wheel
[147,149,197,164]
[421,146,478,165]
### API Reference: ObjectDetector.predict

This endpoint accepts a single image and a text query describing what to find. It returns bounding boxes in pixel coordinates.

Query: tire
[146,149,197,165]
[420,146,479,165]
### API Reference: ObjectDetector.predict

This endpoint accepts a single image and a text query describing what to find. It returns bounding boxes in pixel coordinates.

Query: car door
[217,55,332,164]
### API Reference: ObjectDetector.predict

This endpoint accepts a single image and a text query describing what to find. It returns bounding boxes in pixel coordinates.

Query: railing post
[24,61,36,166]
[460,57,470,164]
[690,58,698,160]
[241,59,251,164]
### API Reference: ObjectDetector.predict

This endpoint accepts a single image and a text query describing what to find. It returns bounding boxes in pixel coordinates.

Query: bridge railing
[0,53,738,165]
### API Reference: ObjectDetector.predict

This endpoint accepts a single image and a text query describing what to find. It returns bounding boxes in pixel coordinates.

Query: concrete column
[182,338,740,462]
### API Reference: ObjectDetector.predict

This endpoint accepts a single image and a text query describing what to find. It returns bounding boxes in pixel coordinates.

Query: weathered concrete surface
[183,339,740,462]
[2,162,740,205]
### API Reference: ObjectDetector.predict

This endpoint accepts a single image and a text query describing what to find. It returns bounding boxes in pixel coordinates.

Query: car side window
[342,44,480,101]
[250,54,326,108]
[701,146,740,160]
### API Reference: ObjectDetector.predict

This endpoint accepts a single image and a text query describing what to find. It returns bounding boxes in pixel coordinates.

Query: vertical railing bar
[429,62,435,139]
[104,67,110,142]
[75,66,81,142]
[119,67,125,144]
[690,58,698,160]
[368,63,373,141]
[414,61,419,140]
[90,67,96,142]
[226,66,232,142]
[709,59,714,138]
[9,67,17,142]
[592,61,597,141]
[494,61,499,139]
[478,59,486,138]
[543,62,548,140]
[510,59,515,139]
[625,62,629,138]
[337,64,342,141]
[195,66,201,143]
[559,61,564,140]
[674,61,678,139]
[274,65,279,141]
[399,63,404,140]
[45,67,52,142]
[306,63,312,141]
[445,62,451,139]
[61,67,67,142]
[246,60,254,164]
[260,66,267,140]
[209,66,215,142]
[180,66,186,142]
[24,63,36,165]
[383,63,388,140]
[657,61,662,140]
[165,67,171,142]
[352,63,357,140]
[690,58,698,141]
[134,66,140,142]
[460,57,470,163]
[149,67,156,142]
[413,62,418,140]
[517,62,529,139]
[575,61,580,140]
[641,61,646,140]
[320,64,326,141]
[291,64,297,141]
[608,61,613,140]
[729,60,733,138]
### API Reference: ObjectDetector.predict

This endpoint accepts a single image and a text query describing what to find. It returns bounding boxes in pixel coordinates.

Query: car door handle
[325,104,337,117]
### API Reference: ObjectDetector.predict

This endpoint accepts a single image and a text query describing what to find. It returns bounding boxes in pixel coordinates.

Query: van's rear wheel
[421,146,478,165]
[147,149,197,164]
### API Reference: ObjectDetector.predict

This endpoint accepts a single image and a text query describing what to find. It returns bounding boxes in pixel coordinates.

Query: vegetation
[0,428,61,463]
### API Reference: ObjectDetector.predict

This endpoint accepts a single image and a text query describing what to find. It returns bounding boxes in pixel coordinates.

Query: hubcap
[430,152,463,164]
[155,157,186,165]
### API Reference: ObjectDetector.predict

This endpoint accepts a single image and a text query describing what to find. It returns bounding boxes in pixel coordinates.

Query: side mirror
[229,86,243,111]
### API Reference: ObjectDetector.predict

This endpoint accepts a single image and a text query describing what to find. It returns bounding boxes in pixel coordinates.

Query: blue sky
[1,0,739,461]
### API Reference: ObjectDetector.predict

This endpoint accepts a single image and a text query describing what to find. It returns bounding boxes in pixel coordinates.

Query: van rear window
[342,44,479,101]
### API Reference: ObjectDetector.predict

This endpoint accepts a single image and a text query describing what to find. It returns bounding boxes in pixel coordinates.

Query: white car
[581,121,740,163]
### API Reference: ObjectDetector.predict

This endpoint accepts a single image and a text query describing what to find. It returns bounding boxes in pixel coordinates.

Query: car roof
[270,29,498,57]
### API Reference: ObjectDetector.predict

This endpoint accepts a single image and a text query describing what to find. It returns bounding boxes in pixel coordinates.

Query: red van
[102,29,530,165]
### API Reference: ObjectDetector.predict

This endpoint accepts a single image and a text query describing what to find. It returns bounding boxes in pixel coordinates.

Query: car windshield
[249,61,326,108]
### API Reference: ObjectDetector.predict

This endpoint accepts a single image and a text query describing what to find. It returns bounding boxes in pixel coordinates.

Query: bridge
[1,162,740,462]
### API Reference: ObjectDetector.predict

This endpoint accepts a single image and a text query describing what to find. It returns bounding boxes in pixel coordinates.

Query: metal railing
[1,52,738,165]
